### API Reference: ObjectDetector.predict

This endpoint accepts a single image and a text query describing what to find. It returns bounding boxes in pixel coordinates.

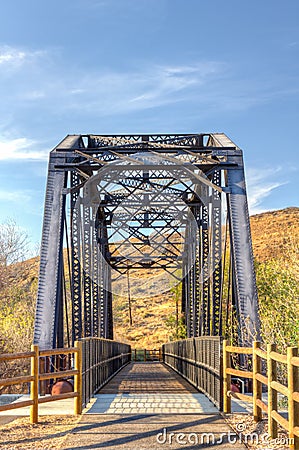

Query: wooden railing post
[223,340,231,413]
[30,344,39,424]
[267,343,278,438]
[287,347,298,450]
[253,341,262,422]
[74,341,82,415]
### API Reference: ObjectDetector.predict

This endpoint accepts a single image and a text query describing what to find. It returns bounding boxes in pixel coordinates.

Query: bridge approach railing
[81,338,131,407]
[162,336,223,409]
[0,343,82,423]
[223,340,299,449]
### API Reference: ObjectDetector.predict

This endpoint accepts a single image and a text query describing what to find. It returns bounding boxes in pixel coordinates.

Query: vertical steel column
[200,190,210,335]
[226,150,260,343]
[103,222,113,340]
[55,191,66,349]
[183,221,192,337]
[92,223,100,337]
[181,210,189,333]
[33,154,67,349]
[71,171,83,343]
[97,208,113,339]
[96,209,105,338]
[185,270,192,337]
[83,203,92,337]
[211,170,222,335]
[191,205,201,337]
[106,268,113,340]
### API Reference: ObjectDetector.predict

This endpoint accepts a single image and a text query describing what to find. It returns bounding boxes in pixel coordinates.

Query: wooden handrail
[38,392,78,403]
[255,347,267,359]
[292,356,299,368]
[269,351,287,364]
[0,399,34,412]
[227,391,253,403]
[226,368,253,379]
[271,410,289,431]
[0,342,83,424]
[0,351,34,361]
[255,373,268,385]
[0,375,34,387]
[39,369,78,381]
[223,341,299,449]
[39,347,78,357]
[271,380,289,397]
[225,345,252,354]
[256,398,268,413]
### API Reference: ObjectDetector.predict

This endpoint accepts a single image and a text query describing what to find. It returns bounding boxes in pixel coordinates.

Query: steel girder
[34,136,83,349]
[33,133,260,349]
[226,153,260,343]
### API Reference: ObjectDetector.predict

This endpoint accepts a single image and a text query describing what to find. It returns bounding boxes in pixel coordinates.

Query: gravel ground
[226,414,291,449]
[0,415,80,449]
[0,413,292,449]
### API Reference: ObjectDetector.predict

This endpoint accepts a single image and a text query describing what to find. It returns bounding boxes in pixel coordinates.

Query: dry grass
[250,207,299,262]
[113,207,299,349]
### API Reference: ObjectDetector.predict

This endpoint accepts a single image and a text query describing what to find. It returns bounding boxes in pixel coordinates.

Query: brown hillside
[114,207,299,347]
[250,207,299,262]
[3,207,296,350]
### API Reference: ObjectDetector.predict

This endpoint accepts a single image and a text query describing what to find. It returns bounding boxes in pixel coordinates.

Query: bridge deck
[87,362,215,414]
[63,363,245,449]
[100,362,198,393]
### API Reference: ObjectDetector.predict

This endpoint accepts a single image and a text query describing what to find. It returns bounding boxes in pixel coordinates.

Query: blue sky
[0,0,298,250]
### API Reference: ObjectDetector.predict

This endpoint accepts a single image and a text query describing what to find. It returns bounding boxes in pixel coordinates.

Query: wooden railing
[0,342,82,423]
[223,340,299,449]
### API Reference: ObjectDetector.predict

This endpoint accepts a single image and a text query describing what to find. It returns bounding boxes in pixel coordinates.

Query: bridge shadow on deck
[61,413,245,449]
[62,362,246,449]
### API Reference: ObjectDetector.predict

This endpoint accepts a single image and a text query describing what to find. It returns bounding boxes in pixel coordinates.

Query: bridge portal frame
[33,133,259,350]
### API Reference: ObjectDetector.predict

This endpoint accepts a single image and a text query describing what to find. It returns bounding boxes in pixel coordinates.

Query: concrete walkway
[62,363,246,449]
[0,363,247,448]
[61,413,246,449]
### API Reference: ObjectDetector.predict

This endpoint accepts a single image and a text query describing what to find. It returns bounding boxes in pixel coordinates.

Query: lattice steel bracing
[211,170,222,335]
[71,171,83,342]
[33,133,260,349]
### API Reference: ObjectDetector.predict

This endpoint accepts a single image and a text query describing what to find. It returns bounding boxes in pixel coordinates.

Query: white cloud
[246,167,287,214]
[1,57,224,114]
[0,44,297,125]
[21,90,46,100]
[128,63,217,105]
[0,49,26,65]
[0,137,48,161]
[0,189,32,204]
[51,61,227,115]
[0,45,44,68]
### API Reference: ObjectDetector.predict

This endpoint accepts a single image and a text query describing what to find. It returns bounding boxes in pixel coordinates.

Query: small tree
[256,258,299,351]
[0,218,29,266]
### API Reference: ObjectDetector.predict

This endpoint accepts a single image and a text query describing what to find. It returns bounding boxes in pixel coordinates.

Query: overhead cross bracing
[33,133,260,350]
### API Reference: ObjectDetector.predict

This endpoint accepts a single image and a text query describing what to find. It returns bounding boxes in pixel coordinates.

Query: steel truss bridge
[33,133,260,351]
